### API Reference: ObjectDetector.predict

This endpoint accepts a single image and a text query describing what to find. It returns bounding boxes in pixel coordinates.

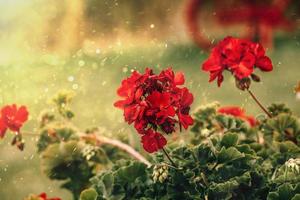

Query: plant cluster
[0,36,298,200]
[80,102,300,200]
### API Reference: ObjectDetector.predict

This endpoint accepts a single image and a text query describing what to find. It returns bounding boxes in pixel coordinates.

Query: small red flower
[38,192,61,200]
[0,104,29,139]
[202,36,273,87]
[217,106,257,127]
[1,104,28,132]
[115,68,194,153]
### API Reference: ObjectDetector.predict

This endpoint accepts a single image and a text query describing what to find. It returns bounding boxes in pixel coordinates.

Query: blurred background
[0,0,299,199]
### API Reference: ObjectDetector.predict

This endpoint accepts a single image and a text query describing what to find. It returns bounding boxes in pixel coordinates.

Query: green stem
[247,89,272,118]
[247,89,297,144]
[162,147,177,167]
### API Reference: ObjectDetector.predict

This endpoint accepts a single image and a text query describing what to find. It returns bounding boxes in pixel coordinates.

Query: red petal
[243,116,257,127]
[217,74,224,87]
[218,106,245,117]
[174,72,185,85]
[39,193,47,199]
[0,118,7,138]
[180,88,194,107]
[179,114,194,129]
[141,131,167,153]
[114,99,131,108]
[16,106,28,123]
[256,56,273,71]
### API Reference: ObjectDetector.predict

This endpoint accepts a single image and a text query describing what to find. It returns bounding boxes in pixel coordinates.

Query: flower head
[202,36,272,87]
[217,106,257,127]
[0,104,28,138]
[114,68,194,153]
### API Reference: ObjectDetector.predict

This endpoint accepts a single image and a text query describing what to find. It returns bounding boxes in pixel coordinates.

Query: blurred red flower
[217,106,257,127]
[0,104,29,138]
[202,36,272,86]
[39,192,61,200]
[114,68,194,153]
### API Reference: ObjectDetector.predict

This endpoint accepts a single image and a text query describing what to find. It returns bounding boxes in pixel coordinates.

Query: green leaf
[217,147,244,163]
[276,141,300,153]
[209,180,239,200]
[115,161,147,184]
[292,194,300,200]
[193,144,214,165]
[80,188,98,200]
[276,183,294,200]
[102,173,114,197]
[267,183,300,200]
[221,132,239,148]
[235,144,256,155]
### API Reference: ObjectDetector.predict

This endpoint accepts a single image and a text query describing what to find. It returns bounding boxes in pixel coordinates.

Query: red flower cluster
[114,68,194,153]
[38,193,61,200]
[217,106,257,127]
[0,104,28,138]
[202,36,273,86]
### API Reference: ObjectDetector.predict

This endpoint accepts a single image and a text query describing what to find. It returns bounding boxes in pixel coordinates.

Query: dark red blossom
[114,68,194,153]
[202,36,273,86]
[217,106,257,127]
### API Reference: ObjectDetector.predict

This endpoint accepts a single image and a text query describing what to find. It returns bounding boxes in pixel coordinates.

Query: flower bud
[152,164,169,183]
[82,144,99,161]
[285,158,300,174]
[250,74,261,82]
[235,77,251,91]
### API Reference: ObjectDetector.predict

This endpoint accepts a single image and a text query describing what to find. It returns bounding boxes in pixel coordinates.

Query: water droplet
[68,76,74,82]
[72,84,79,90]
[122,67,128,73]
[96,48,101,54]
[78,60,85,67]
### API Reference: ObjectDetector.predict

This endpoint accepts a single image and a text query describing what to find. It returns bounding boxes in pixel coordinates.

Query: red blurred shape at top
[184,0,296,50]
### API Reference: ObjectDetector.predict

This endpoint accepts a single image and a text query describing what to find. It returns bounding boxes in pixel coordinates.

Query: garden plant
[1,36,299,200]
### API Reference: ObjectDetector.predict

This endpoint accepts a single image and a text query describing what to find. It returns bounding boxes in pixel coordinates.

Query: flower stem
[162,147,177,167]
[247,89,297,144]
[81,133,151,167]
[247,89,272,118]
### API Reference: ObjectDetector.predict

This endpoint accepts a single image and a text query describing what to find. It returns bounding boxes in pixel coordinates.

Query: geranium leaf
[221,132,239,148]
[217,147,244,163]
[79,188,98,200]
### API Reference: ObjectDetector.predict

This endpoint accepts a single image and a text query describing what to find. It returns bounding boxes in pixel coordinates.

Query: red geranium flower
[0,104,29,138]
[39,192,61,200]
[217,106,257,127]
[202,36,273,87]
[114,68,194,153]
